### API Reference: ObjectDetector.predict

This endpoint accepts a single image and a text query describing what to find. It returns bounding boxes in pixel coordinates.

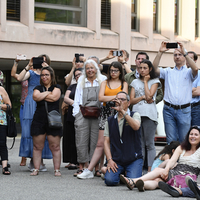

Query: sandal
[2,167,11,175]
[65,163,71,168]
[54,169,61,177]
[73,169,83,177]
[135,179,145,192]
[94,170,102,177]
[120,174,135,190]
[30,169,39,176]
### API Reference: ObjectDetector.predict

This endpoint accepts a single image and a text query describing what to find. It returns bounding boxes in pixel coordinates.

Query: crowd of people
[0,41,200,199]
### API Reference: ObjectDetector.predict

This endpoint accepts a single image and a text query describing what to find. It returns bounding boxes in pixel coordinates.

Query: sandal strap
[54,169,60,173]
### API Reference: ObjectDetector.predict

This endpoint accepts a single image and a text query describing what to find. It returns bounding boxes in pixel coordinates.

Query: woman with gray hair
[72,59,107,176]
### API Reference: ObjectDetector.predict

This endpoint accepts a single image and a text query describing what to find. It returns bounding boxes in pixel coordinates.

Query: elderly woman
[30,66,62,176]
[0,71,12,175]
[120,125,200,197]
[73,59,107,176]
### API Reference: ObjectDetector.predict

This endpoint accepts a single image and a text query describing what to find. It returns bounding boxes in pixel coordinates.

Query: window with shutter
[7,0,20,21]
[101,0,111,28]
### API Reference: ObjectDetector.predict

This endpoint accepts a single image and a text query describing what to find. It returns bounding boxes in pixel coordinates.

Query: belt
[191,101,200,108]
[164,101,190,110]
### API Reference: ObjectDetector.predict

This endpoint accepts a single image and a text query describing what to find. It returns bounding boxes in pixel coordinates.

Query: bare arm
[99,50,115,64]
[130,87,145,105]
[44,87,61,102]
[33,89,51,102]
[144,76,159,101]
[192,86,200,97]
[64,90,74,106]
[65,57,76,86]
[11,59,20,80]
[152,41,169,77]
[98,81,116,102]
[122,82,128,93]
[17,59,33,81]
[0,87,12,111]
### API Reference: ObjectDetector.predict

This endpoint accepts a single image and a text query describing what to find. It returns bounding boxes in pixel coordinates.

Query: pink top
[20,80,28,105]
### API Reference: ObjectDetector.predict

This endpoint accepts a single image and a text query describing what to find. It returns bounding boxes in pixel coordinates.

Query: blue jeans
[163,104,191,144]
[191,104,200,126]
[104,158,143,186]
[181,187,196,198]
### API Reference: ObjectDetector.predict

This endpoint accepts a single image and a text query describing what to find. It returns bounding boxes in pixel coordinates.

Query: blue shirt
[160,65,196,105]
[191,70,200,104]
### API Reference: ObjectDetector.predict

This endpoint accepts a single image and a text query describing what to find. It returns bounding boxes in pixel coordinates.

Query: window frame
[174,0,179,35]
[131,0,138,31]
[34,1,87,27]
[7,0,20,21]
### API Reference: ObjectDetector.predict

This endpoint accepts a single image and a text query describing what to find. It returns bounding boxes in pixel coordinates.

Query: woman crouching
[30,66,62,176]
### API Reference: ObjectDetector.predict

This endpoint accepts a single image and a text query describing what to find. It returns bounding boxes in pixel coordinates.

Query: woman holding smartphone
[17,55,52,171]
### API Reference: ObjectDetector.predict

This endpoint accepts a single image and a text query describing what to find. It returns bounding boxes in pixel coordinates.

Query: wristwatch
[122,61,127,64]
[123,112,128,118]
[183,49,188,57]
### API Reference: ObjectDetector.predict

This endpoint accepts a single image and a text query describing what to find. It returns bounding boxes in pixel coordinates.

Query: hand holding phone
[166,43,178,49]
[33,57,44,69]
[75,53,84,63]
[113,51,123,57]
[16,54,26,60]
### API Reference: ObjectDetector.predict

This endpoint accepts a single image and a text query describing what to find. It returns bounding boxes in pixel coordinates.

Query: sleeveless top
[0,95,7,125]
[103,84,122,106]
[178,147,200,168]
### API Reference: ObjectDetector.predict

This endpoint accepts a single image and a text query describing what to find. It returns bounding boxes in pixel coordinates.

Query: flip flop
[120,174,135,190]
[135,179,145,192]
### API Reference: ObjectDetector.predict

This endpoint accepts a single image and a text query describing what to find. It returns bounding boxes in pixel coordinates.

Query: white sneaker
[28,161,34,172]
[77,169,94,179]
[39,164,47,172]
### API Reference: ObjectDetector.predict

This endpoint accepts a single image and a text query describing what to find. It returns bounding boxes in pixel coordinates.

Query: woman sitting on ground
[120,125,200,196]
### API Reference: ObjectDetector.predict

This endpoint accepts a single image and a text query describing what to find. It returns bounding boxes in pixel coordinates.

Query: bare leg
[88,130,104,171]
[47,135,61,171]
[32,134,46,170]
[20,157,27,166]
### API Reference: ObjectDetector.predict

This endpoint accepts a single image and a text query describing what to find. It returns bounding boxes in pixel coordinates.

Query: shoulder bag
[6,104,17,149]
[43,87,63,129]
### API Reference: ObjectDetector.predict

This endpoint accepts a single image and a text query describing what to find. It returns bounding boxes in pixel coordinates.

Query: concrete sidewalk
[1,138,196,200]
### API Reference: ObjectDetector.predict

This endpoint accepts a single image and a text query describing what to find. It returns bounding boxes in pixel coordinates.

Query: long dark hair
[140,59,157,79]
[40,66,57,85]
[181,126,200,151]
[154,141,180,160]
[107,61,124,90]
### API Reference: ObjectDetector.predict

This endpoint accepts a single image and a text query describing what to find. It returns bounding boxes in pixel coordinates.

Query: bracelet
[14,60,18,65]
[184,52,188,57]
[107,158,112,162]
[24,67,29,72]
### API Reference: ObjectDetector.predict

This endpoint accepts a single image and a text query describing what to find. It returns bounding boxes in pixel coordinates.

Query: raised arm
[99,50,115,64]
[177,42,198,77]
[11,59,20,80]
[152,41,168,77]
[65,58,76,86]
[17,59,33,81]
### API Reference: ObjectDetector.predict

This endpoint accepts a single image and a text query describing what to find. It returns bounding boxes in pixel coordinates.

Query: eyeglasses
[74,73,82,78]
[41,74,50,77]
[174,54,183,57]
[110,69,119,74]
[117,98,127,102]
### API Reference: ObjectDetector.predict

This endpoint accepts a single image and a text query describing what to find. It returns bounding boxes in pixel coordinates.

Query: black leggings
[0,125,8,161]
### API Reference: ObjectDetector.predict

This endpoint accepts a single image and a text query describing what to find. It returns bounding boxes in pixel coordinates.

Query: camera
[113,51,123,57]
[33,57,44,69]
[75,53,84,63]
[106,101,116,107]
[166,43,178,49]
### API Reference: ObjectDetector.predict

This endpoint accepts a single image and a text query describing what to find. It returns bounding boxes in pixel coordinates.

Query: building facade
[0,0,200,126]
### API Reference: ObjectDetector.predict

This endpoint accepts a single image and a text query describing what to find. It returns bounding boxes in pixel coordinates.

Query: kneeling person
[104,91,143,186]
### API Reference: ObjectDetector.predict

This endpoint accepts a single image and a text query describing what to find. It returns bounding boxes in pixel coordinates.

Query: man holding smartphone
[153,41,198,143]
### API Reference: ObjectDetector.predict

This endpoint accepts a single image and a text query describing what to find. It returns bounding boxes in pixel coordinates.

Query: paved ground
[1,137,196,200]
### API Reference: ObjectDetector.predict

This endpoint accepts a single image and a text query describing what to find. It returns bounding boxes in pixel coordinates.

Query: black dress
[62,84,78,164]
[31,84,62,137]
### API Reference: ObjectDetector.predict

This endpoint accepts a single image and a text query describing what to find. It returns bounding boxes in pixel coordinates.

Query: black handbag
[43,88,63,129]
[6,104,17,149]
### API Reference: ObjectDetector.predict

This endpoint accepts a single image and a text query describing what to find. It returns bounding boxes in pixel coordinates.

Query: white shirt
[72,74,107,116]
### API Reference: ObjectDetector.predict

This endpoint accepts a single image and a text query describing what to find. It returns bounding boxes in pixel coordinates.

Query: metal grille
[7,0,20,21]
[101,0,111,28]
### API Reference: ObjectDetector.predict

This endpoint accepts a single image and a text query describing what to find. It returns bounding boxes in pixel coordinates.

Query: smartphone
[33,57,44,69]
[16,54,26,60]
[75,53,84,63]
[113,51,123,57]
[166,43,178,49]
